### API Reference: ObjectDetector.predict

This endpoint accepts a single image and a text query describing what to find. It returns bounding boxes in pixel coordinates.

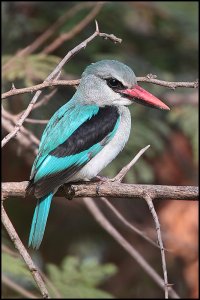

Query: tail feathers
[29,192,53,250]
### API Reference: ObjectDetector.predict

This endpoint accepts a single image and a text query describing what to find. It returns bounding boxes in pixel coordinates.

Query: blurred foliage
[47,256,117,298]
[168,105,198,162]
[2,252,35,285]
[2,1,198,298]
[2,251,117,298]
[2,54,62,87]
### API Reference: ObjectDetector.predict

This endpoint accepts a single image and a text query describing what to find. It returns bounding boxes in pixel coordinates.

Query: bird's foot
[92,175,114,195]
[62,184,75,201]
[91,175,110,182]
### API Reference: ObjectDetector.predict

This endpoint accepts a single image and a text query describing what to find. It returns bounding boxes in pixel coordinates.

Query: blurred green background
[2,1,198,298]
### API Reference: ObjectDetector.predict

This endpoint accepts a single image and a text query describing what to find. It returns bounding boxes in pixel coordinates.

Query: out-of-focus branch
[24,118,49,125]
[2,78,198,100]
[163,91,198,106]
[2,111,38,156]
[31,88,57,111]
[2,2,96,72]
[43,2,104,54]
[2,243,62,298]
[2,275,37,299]
[83,197,179,299]
[99,197,159,248]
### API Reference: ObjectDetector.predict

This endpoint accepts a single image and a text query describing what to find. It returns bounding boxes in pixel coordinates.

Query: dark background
[2,2,198,298]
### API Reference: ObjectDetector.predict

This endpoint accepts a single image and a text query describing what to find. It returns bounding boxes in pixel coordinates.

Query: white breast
[70,106,131,181]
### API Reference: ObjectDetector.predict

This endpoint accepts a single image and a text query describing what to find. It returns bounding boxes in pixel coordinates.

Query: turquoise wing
[31,100,99,179]
[28,104,120,198]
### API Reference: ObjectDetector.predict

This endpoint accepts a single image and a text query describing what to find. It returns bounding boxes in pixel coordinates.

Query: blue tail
[29,192,53,249]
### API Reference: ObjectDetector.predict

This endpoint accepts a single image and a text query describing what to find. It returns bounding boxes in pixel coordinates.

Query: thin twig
[25,118,49,125]
[2,113,38,154]
[2,90,42,147]
[113,145,150,182]
[2,181,198,200]
[1,202,49,298]
[20,126,40,145]
[100,197,160,249]
[2,80,78,99]
[144,194,169,299]
[2,275,37,299]
[31,89,57,111]
[83,197,179,298]
[137,76,199,89]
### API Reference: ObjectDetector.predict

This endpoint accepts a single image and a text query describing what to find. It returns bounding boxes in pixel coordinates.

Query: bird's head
[74,60,170,110]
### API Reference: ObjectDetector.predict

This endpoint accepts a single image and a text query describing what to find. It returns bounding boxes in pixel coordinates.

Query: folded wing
[27,104,120,198]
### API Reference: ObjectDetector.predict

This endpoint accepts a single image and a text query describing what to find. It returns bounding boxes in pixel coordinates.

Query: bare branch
[2,77,198,100]
[83,197,179,298]
[2,80,78,99]
[99,197,160,249]
[137,76,199,89]
[24,118,49,125]
[97,32,122,43]
[1,91,43,147]
[144,194,169,299]
[1,202,49,298]
[2,111,38,155]
[113,145,150,182]
[2,181,198,201]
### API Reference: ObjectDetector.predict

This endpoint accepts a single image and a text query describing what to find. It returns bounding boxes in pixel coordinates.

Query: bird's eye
[106,78,124,89]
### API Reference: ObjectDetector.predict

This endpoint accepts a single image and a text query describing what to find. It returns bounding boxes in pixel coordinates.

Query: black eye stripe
[106,78,125,90]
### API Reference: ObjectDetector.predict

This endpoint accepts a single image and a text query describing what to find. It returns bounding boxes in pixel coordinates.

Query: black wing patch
[27,106,119,198]
[50,105,119,157]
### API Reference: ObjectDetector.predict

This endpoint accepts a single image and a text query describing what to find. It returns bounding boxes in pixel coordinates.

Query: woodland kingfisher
[27,60,170,249]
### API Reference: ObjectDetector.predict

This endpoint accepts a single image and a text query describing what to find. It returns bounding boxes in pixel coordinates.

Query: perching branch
[2,77,198,100]
[2,181,198,201]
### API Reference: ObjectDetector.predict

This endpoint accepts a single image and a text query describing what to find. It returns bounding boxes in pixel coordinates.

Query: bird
[27,60,170,249]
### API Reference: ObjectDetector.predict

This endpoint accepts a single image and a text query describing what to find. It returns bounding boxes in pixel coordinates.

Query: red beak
[121,85,170,110]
